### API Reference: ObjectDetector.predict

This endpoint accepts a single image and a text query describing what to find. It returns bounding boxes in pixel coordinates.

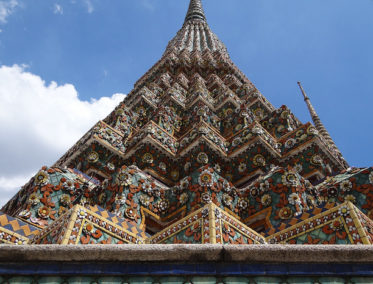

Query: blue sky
[0,0,372,205]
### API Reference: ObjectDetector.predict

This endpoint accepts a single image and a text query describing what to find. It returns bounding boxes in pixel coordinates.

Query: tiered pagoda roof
[1,0,372,246]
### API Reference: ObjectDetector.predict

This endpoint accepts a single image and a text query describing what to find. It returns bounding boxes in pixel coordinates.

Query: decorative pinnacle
[298,82,317,118]
[185,0,206,23]
[297,82,349,168]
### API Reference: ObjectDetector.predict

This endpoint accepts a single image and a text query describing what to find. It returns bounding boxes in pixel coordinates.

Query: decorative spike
[185,0,206,23]
[297,82,349,168]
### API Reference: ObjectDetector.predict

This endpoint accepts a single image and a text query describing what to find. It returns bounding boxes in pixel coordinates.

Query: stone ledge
[0,244,371,263]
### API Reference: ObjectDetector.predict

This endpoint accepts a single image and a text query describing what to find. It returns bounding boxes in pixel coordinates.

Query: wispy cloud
[83,0,93,13]
[140,0,155,12]
[53,3,63,15]
[0,0,19,23]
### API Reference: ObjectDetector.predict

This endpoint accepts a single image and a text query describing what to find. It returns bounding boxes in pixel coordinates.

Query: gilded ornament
[288,193,301,205]
[307,125,318,135]
[238,163,246,173]
[197,152,209,164]
[179,193,189,205]
[157,199,169,212]
[282,172,298,186]
[60,194,71,206]
[253,108,264,119]
[37,206,50,219]
[199,170,213,187]
[106,162,115,171]
[139,194,151,207]
[340,180,352,192]
[222,193,233,207]
[369,172,373,184]
[310,154,323,166]
[28,193,40,206]
[279,207,293,220]
[159,162,167,172]
[344,194,356,204]
[253,154,266,167]
[201,192,212,203]
[87,151,99,163]
[237,198,249,211]
[171,170,179,181]
[261,194,272,207]
[338,206,349,217]
[35,170,49,185]
[142,153,154,164]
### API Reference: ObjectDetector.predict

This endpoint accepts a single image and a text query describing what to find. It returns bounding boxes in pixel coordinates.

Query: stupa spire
[185,0,206,23]
[163,0,227,54]
[298,82,349,168]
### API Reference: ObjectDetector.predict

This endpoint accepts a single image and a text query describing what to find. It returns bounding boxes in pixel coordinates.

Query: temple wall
[1,245,373,283]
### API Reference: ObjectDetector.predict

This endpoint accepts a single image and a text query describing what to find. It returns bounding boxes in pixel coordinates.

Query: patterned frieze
[260,105,301,139]
[68,142,125,179]
[0,226,29,245]
[55,120,127,168]
[148,203,265,244]
[266,202,371,245]
[316,167,373,216]
[31,204,145,245]
[0,212,40,245]
[1,166,100,228]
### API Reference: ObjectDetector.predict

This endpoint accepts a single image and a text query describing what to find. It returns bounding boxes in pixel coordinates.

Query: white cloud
[0,64,126,206]
[0,0,19,23]
[83,0,93,13]
[53,3,63,15]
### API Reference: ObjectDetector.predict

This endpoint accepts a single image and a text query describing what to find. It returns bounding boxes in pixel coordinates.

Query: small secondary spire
[297,82,349,168]
[185,0,206,23]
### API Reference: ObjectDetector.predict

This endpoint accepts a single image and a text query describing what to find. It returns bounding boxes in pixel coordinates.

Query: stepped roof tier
[1,0,371,248]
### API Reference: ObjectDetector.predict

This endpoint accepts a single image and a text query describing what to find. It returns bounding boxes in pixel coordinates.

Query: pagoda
[1,0,373,282]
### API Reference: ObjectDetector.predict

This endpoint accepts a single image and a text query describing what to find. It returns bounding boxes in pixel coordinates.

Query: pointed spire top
[185,0,206,23]
[297,82,349,169]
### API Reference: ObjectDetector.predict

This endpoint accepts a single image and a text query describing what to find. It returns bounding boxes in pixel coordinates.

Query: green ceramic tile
[38,277,64,284]
[349,278,373,284]
[286,278,317,284]
[98,277,125,284]
[224,276,250,284]
[190,276,218,284]
[7,277,35,284]
[127,276,154,284]
[253,277,283,284]
[317,277,346,284]
[68,276,95,284]
[158,276,186,284]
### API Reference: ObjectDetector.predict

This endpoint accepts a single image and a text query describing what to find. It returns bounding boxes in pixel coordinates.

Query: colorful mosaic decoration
[1,0,372,249]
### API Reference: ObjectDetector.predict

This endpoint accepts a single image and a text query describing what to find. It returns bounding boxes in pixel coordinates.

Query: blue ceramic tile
[352,264,373,275]
[240,264,266,275]
[216,264,241,275]
[172,264,197,275]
